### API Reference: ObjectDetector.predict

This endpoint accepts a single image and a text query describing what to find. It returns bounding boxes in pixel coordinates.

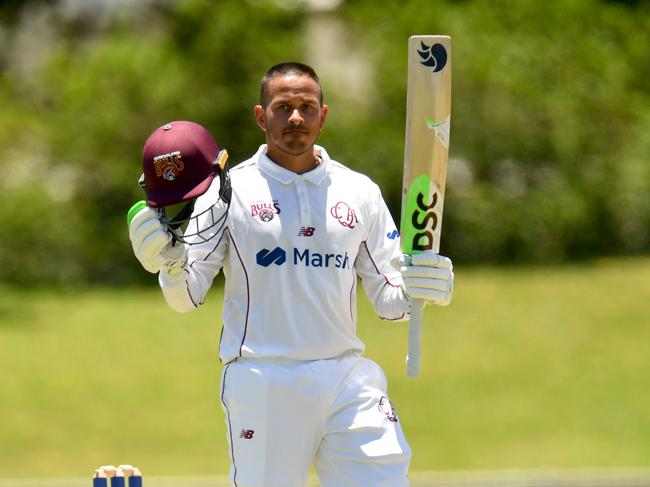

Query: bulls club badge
[153,150,185,181]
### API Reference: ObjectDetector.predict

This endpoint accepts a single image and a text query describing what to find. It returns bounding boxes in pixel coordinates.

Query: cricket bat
[400,35,452,377]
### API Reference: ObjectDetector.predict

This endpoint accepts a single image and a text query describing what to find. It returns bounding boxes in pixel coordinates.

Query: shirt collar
[256,144,330,186]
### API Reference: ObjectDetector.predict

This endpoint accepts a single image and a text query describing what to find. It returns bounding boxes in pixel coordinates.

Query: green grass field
[1,257,649,479]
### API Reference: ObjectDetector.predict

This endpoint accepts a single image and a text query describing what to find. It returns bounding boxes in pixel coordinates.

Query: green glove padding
[127,200,148,228]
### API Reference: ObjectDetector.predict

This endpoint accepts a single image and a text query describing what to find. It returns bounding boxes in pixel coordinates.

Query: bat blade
[400,35,452,377]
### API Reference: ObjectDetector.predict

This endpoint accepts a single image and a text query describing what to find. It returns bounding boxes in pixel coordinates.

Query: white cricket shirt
[160,145,409,363]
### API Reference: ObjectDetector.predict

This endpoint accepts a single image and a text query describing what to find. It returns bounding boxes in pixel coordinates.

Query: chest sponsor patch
[255,246,350,270]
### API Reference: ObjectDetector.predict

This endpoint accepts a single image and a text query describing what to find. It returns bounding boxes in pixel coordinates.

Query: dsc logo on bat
[402,172,442,253]
[409,190,439,252]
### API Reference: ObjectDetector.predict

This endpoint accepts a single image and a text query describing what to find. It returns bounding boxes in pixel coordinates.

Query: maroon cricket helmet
[141,121,228,208]
[139,121,231,245]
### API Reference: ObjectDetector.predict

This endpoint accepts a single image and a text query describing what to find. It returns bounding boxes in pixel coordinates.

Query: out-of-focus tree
[0,0,648,284]
[0,0,305,283]
[337,0,650,262]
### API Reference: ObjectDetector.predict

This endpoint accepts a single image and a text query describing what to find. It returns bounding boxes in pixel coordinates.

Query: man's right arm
[158,229,228,313]
[128,190,229,313]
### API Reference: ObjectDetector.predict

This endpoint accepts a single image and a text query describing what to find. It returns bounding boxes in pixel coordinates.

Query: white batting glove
[128,205,187,275]
[396,251,454,306]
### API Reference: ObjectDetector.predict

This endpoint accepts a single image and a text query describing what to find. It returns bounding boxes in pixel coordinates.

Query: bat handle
[406,298,425,377]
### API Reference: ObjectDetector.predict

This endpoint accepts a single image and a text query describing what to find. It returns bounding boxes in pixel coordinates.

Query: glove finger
[131,218,169,253]
[404,276,451,293]
[410,252,452,269]
[128,206,160,240]
[407,287,452,306]
[400,265,452,280]
[137,229,172,264]
[390,254,409,270]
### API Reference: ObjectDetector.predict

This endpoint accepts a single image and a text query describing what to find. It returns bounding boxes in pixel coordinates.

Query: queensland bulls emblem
[378,396,398,423]
[330,201,357,229]
[153,151,184,181]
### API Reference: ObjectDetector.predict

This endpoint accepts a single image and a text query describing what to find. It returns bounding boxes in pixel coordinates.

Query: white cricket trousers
[219,353,411,487]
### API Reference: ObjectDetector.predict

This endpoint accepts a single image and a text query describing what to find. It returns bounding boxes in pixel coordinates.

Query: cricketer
[128,62,454,487]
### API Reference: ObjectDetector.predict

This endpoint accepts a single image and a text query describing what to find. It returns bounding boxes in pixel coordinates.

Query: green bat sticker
[425,115,451,149]
[401,173,438,255]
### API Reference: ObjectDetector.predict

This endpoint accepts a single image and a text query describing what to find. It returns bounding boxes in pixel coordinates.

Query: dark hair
[259,62,324,107]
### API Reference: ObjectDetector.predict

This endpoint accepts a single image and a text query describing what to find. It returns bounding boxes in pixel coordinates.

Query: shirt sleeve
[159,178,229,313]
[355,184,410,321]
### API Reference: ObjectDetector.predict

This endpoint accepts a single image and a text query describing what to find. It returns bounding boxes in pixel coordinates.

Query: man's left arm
[355,186,410,321]
[356,185,454,320]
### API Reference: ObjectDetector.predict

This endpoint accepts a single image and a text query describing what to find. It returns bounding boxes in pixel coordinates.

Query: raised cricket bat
[400,35,452,377]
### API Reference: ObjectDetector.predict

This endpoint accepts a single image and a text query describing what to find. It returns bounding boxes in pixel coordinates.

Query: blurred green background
[1,0,649,283]
[1,0,649,481]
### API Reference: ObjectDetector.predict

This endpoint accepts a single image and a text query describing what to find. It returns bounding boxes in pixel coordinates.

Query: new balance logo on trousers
[239,429,255,439]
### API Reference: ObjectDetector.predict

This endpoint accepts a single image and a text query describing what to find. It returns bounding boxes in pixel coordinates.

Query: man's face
[254,74,328,158]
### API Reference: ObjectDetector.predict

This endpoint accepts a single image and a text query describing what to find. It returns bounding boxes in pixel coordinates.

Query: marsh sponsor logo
[256,247,286,267]
[255,247,350,270]
[293,248,349,269]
